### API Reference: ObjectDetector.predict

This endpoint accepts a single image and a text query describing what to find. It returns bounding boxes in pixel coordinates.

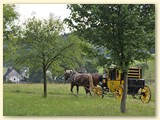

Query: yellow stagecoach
[95,67,151,103]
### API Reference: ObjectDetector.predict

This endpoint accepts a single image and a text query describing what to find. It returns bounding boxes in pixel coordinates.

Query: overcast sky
[15,4,71,32]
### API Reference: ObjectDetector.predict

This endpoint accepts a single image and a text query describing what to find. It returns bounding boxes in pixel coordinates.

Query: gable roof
[3,67,24,80]
[3,67,14,78]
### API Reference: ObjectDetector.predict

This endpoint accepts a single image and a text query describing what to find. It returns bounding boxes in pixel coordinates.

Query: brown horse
[92,73,103,86]
[64,70,94,96]
[64,70,102,96]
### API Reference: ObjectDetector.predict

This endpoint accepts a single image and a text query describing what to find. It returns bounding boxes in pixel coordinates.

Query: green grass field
[3,83,155,116]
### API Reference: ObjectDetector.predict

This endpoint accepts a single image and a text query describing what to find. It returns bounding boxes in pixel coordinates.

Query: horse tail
[87,73,94,92]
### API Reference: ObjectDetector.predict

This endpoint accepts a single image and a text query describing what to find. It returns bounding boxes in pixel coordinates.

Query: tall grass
[3,83,155,116]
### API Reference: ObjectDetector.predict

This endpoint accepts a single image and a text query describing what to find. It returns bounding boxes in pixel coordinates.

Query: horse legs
[76,85,79,95]
[70,83,74,94]
[85,86,92,97]
[88,89,92,97]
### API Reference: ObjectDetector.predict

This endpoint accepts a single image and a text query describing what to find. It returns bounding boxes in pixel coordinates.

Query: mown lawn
[3,83,155,116]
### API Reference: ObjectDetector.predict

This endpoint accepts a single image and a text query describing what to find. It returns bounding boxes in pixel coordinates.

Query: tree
[29,69,43,83]
[16,14,84,97]
[65,4,155,113]
[77,41,101,73]
[3,4,19,63]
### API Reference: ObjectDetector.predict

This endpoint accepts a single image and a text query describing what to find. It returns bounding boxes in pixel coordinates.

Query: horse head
[64,70,73,81]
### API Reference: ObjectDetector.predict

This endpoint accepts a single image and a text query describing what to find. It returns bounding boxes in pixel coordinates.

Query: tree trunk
[43,62,47,97]
[120,69,128,113]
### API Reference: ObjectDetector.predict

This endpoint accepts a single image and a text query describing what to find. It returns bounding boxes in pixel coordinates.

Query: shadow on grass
[11,90,40,95]
[10,89,119,99]
[10,90,83,97]
[48,92,85,97]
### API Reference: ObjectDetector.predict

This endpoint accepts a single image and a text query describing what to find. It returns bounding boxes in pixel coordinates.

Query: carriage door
[108,69,116,92]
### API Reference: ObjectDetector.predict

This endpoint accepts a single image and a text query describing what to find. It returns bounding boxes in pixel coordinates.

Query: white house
[3,67,24,83]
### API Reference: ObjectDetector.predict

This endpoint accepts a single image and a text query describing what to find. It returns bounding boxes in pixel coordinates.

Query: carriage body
[100,67,151,103]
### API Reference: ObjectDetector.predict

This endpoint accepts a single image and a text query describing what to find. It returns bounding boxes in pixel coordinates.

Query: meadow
[3,83,155,116]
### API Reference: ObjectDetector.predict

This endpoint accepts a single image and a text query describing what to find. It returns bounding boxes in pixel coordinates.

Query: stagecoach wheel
[93,86,102,97]
[140,85,151,103]
[115,85,123,99]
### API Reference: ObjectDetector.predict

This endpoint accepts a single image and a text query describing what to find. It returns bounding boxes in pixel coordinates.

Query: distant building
[3,67,25,83]
[20,67,29,79]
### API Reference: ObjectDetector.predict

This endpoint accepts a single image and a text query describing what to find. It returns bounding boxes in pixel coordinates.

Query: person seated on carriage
[99,69,109,92]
